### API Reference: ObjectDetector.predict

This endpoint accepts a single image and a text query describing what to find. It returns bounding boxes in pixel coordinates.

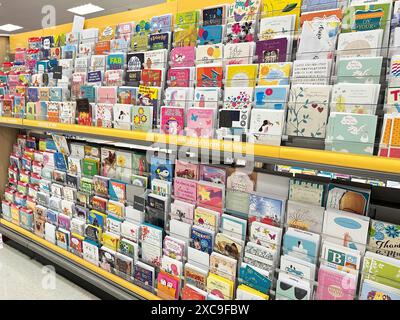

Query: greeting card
[225,64,258,87]
[223,87,254,109]
[224,42,255,65]
[256,38,288,63]
[198,25,223,45]
[160,107,185,135]
[315,265,358,300]
[286,85,331,138]
[286,200,325,233]
[337,57,383,84]
[330,83,380,114]
[323,209,370,251]
[197,181,224,212]
[174,177,198,203]
[196,44,223,65]
[186,108,215,138]
[226,20,256,44]
[248,193,286,227]
[196,64,223,87]
[170,46,196,68]
[254,85,289,110]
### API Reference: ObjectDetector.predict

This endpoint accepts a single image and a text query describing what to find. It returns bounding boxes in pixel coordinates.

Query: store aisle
[0,244,99,300]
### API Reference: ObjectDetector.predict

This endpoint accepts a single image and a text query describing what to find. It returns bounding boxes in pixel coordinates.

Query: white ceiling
[0,0,166,33]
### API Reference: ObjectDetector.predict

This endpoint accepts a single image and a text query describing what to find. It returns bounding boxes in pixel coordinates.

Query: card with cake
[315,265,358,300]
[283,227,320,264]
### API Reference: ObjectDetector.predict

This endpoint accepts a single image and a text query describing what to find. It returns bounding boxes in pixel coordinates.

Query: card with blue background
[255,86,289,110]
[198,25,223,45]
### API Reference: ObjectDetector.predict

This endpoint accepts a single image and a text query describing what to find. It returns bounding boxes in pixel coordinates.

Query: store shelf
[0,118,399,181]
[0,218,161,301]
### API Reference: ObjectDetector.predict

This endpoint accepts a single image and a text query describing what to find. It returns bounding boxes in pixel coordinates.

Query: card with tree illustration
[286,85,331,138]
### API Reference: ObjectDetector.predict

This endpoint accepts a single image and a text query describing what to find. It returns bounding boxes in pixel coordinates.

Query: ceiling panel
[0,0,165,33]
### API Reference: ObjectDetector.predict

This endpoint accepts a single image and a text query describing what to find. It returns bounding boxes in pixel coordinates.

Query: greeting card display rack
[0,0,400,300]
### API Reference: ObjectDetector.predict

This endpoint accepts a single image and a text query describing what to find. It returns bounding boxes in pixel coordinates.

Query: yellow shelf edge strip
[0,118,399,174]
[0,218,161,301]
[16,119,400,175]
[0,117,23,125]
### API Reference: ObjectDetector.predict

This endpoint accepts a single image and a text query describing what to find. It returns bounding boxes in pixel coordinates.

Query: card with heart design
[286,85,331,138]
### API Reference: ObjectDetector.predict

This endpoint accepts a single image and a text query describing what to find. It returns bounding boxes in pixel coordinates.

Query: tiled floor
[0,244,99,300]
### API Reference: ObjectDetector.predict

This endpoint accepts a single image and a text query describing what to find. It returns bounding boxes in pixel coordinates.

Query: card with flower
[95,104,113,128]
[223,87,254,109]
[132,105,153,132]
[226,20,256,44]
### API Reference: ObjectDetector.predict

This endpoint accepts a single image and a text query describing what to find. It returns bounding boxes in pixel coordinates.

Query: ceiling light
[67,3,104,15]
[0,24,23,32]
